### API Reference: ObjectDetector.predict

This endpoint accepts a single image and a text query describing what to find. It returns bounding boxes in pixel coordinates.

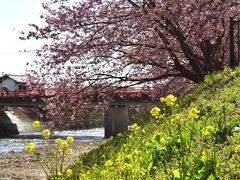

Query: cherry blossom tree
[22,0,240,128]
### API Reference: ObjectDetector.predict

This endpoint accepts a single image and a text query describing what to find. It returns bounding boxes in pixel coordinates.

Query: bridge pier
[104,104,129,138]
[0,111,18,137]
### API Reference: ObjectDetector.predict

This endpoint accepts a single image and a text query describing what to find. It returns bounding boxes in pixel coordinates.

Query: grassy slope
[71,67,240,179]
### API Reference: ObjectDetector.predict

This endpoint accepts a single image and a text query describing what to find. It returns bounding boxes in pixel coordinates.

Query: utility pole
[230,17,240,68]
[0,72,3,96]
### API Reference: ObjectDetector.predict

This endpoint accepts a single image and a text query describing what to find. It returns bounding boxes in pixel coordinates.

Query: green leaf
[207,174,216,180]
[147,162,153,171]
[229,119,240,129]
[200,152,207,165]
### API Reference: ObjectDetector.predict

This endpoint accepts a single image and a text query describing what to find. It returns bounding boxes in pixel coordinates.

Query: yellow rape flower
[104,160,113,168]
[39,160,45,164]
[60,141,69,149]
[166,136,172,143]
[130,123,140,132]
[175,114,180,120]
[55,138,63,145]
[66,136,74,144]
[160,137,166,144]
[133,149,139,155]
[67,148,73,154]
[127,154,133,160]
[202,130,210,136]
[57,172,62,177]
[160,97,165,102]
[202,125,215,136]
[26,142,35,153]
[173,169,181,178]
[235,144,240,153]
[42,129,51,138]
[171,114,181,123]
[188,108,200,119]
[100,170,107,176]
[32,120,40,130]
[66,168,73,177]
[55,138,69,149]
[150,106,161,117]
[165,94,177,107]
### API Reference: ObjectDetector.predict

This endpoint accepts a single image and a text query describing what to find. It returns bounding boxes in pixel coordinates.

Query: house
[0,74,28,92]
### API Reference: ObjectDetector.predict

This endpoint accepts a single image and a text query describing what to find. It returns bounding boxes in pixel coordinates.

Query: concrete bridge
[0,89,151,138]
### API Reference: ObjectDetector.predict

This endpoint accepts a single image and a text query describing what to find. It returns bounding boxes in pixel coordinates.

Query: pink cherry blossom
[21,0,240,128]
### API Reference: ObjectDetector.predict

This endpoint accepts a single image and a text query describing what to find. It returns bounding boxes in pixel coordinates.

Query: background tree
[22,0,240,129]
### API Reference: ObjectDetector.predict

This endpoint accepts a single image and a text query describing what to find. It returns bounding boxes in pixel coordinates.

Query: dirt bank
[0,139,106,180]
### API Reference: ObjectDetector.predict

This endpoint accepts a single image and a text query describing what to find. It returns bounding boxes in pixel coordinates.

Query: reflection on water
[0,138,46,154]
[0,128,104,153]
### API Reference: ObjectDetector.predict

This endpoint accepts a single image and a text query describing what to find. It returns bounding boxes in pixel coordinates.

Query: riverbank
[0,139,106,180]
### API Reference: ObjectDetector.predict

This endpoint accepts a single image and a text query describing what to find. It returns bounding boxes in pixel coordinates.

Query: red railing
[114,87,143,95]
[0,90,33,98]
[0,87,147,98]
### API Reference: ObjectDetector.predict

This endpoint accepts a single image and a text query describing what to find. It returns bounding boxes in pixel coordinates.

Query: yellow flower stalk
[26,120,76,178]
[26,142,35,153]
[32,120,41,130]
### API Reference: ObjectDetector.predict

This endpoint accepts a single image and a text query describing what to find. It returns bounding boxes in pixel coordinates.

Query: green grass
[69,67,240,179]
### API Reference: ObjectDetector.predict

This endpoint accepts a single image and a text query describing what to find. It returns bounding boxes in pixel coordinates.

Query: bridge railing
[114,87,145,94]
[0,87,149,99]
[0,90,32,98]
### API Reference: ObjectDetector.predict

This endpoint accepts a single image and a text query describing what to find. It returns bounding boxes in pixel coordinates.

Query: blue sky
[0,0,47,75]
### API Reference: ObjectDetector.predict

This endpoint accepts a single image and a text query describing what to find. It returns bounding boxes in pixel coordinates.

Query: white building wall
[1,79,17,91]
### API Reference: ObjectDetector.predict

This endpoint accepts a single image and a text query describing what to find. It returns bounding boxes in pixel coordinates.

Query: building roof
[0,74,27,83]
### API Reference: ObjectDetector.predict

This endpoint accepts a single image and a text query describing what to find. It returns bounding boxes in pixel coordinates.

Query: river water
[0,128,104,153]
